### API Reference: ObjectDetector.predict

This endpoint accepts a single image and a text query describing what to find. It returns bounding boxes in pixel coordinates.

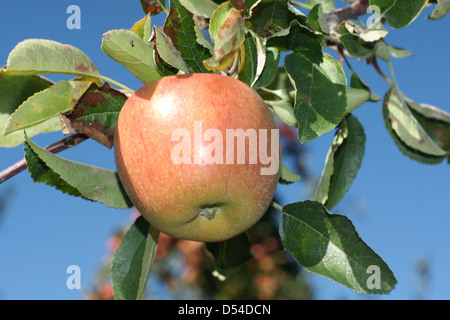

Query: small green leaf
[252,47,280,89]
[154,27,191,73]
[339,33,376,59]
[0,73,54,147]
[370,0,429,29]
[24,134,133,208]
[213,8,246,62]
[427,0,450,20]
[285,52,346,143]
[249,0,306,36]
[405,98,450,160]
[112,216,160,300]
[130,14,152,42]
[4,79,92,135]
[267,20,324,65]
[101,29,162,83]
[280,200,397,294]
[179,0,219,18]
[267,99,297,127]
[308,4,330,34]
[209,1,235,45]
[314,115,366,210]
[279,163,301,184]
[165,0,212,73]
[349,70,381,102]
[384,88,447,157]
[239,33,258,87]
[383,98,447,164]
[6,39,100,77]
[376,41,413,62]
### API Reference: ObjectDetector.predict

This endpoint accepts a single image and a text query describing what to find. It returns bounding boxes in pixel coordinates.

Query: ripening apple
[114,73,280,242]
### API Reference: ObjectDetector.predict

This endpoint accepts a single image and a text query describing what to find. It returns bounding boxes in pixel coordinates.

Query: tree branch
[325,0,370,26]
[0,133,89,184]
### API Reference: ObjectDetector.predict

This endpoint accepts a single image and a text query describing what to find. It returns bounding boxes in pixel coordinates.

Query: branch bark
[0,133,89,184]
[325,0,370,26]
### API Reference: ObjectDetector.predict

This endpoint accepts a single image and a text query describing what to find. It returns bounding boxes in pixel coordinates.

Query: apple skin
[114,73,280,242]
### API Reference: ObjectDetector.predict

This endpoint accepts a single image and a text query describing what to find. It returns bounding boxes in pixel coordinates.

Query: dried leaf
[62,83,127,148]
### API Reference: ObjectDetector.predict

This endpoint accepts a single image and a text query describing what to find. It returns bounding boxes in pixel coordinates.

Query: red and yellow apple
[114,73,280,242]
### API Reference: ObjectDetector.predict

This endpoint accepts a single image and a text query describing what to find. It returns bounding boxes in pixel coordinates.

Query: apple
[114,73,280,242]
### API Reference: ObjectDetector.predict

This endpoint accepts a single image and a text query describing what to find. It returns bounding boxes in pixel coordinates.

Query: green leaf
[314,115,366,210]
[384,88,447,157]
[209,1,234,45]
[24,138,82,197]
[267,20,324,65]
[239,33,259,87]
[375,41,413,62]
[267,99,297,127]
[405,97,450,124]
[349,70,381,102]
[370,0,429,29]
[180,0,219,18]
[285,52,346,144]
[154,27,191,73]
[339,33,376,59]
[112,216,160,300]
[279,162,301,184]
[427,0,450,20]
[405,98,450,159]
[163,0,212,73]
[24,134,133,208]
[205,232,253,270]
[212,8,246,62]
[6,39,100,77]
[249,0,306,36]
[101,29,162,83]
[130,14,152,42]
[345,88,370,115]
[252,47,280,89]
[308,4,330,34]
[280,200,397,294]
[0,73,55,147]
[306,0,335,13]
[4,79,91,135]
[382,97,447,164]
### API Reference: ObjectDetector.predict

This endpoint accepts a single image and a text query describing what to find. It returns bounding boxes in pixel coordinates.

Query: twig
[325,0,370,26]
[0,133,89,184]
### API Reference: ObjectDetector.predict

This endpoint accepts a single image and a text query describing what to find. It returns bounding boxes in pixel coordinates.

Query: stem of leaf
[158,0,170,14]
[98,75,135,95]
[289,1,313,10]
[371,57,393,86]
[271,201,284,213]
[388,59,399,90]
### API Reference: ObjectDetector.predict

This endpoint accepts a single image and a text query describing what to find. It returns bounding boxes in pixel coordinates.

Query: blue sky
[0,1,449,300]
